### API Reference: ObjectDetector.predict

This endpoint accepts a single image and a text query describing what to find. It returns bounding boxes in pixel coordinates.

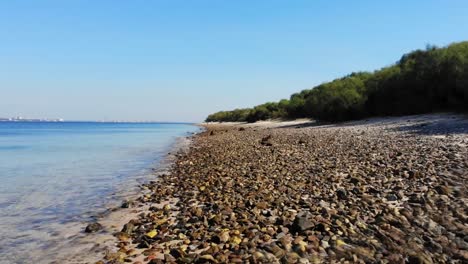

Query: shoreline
[95,113,467,263]
[30,132,200,264]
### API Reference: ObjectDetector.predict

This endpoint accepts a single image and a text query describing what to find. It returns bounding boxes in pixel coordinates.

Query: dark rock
[121,200,133,208]
[409,194,425,204]
[386,194,398,201]
[85,222,102,233]
[367,187,380,194]
[336,189,347,200]
[260,135,273,146]
[211,235,221,244]
[122,222,135,235]
[137,240,150,249]
[435,185,451,195]
[408,170,422,179]
[170,248,183,258]
[313,223,327,232]
[291,212,314,233]
[349,177,360,185]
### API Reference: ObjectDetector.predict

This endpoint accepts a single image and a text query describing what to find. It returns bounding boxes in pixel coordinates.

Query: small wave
[0,145,28,150]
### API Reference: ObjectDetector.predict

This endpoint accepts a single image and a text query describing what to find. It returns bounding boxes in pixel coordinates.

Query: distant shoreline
[0,120,196,124]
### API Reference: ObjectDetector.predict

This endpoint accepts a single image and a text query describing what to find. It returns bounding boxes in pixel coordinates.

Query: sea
[0,121,200,263]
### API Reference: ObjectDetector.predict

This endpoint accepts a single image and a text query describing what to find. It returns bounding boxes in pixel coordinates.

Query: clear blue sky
[1,1,467,122]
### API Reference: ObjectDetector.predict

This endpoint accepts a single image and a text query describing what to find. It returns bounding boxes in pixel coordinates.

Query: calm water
[0,122,199,263]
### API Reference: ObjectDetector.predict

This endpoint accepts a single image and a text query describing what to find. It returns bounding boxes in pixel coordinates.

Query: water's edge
[36,130,201,264]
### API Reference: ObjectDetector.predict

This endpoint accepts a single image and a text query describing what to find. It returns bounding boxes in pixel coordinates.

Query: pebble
[85,222,102,233]
[97,118,468,263]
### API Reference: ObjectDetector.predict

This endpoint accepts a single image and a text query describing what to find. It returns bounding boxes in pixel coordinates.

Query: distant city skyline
[0,116,64,122]
[0,115,189,123]
[1,1,467,122]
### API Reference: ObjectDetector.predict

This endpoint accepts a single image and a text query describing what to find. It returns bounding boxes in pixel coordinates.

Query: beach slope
[101,114,468,263]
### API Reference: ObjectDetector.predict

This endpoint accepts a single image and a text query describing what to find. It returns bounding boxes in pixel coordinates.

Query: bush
[304,72,371,121]
[205,108,251,122]
[206,41,468,123]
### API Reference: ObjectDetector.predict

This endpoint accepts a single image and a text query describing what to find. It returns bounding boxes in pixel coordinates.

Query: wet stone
[85,222,102,233]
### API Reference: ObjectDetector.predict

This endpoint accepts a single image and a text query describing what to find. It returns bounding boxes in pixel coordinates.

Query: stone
[122,222,135,235]
[386,194,398,201]
[291,212,315,233]
[336,189,347,200]
[85,222,102,233]
[121,200,134,208]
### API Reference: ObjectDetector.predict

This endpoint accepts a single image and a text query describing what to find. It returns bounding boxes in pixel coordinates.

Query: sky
[0,1,467,122]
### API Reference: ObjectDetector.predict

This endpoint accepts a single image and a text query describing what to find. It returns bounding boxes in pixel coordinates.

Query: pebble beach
[97,114,468,264]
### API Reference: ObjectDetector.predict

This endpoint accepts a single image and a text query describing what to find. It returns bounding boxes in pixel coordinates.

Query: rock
[321,240,329,249]
[269,245,286,258]
[122,222,135,235]
[336,189,347,200]
[163,204,171,211]
[283,252,300,263]
[85,222,102,233]
[435,185,451,195]
[386,194,398,201]
[253,251,265,259]
[335,239,346,247]
[407,253,434,264]
[219,230,230,243]
[408,170,422,179]
[349,177,361,185]
[313,223,327,232]
[121,200,134,208]
[115,232,130,242]
[169,248,184,259]
[146,229,158,238]
[260,135,273,146]
[291,212,315,233]
[230,236,242,245]
[200,255,216,262]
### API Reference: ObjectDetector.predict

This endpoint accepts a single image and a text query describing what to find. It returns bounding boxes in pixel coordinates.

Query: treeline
[206,41,468,123]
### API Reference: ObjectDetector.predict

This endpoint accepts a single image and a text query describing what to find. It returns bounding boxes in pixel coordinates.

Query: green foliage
[366,42,468,115]
[285,91,308,118]
[205,41,468,123]
[304,72,371,121]
[205,108,251,122]
[245,102,287,122]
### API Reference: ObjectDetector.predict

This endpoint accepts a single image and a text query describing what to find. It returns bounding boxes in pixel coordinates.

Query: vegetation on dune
[206,41,468,123]
[205,108,251,122]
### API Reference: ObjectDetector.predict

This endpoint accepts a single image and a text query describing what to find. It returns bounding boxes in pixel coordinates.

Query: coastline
[95,113,467,263]
[31,132,201,264]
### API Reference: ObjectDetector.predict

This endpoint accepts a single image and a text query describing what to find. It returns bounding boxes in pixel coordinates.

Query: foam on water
[0,122,199,263]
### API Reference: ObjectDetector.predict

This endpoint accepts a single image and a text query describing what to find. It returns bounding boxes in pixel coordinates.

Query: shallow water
[0,122,199,263]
